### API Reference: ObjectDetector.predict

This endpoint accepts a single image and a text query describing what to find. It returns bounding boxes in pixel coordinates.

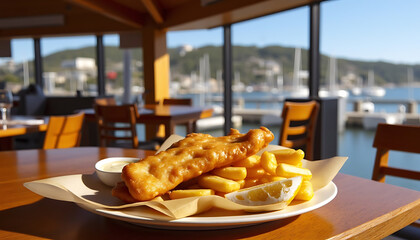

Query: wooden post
[408,101,417,114]
[142,24,169,104]
[142,24,170,140]
[354,100,363,112]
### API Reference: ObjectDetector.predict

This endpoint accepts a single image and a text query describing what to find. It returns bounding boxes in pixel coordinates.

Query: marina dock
[346,112,420,127]
[202,97,420,130]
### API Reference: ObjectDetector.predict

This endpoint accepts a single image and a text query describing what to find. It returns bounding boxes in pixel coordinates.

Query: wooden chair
[94,104,158,150]
[372,123,420,228]
[279,100,319,160]
[43,112,85,149]
[372,123,420,182]
[95,97,116,106]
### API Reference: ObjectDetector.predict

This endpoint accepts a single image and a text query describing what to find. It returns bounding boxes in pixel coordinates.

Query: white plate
[78,181,337,230]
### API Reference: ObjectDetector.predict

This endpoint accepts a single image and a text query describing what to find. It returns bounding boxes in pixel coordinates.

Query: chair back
[279,100,319,160]
[163,98,192,106]
[95,97,116,106]
[94,104,139,148]
[43,112,85,149]
[372,123,420,182]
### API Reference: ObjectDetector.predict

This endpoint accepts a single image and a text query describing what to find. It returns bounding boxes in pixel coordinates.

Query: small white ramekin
[95,157,139,187]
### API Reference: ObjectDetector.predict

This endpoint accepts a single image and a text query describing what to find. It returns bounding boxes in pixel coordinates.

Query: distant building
[265,60,281,74]
[61,57,96,70]
[61,57,97,92]
[178,45,194,56]
[0,60,16,72]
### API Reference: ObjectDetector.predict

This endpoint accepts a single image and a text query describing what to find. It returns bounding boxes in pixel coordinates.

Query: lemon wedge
[225,176,303,206]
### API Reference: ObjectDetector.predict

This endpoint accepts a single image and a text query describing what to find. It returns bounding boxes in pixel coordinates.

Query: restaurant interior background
[1,0,419,192]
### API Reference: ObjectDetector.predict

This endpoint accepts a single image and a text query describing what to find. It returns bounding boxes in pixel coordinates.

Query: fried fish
[113,127,274,202]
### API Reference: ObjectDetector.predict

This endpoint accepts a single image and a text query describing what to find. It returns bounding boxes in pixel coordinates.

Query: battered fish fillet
[114,127,274,202]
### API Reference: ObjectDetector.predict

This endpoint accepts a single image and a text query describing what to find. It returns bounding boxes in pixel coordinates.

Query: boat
[290,48,309,98]
[351,87,362,96]
[351,76,363,96]
[318,57,349,98]
[360,101,375,113]
[362,70,386,97]
[319,89,349,98]
[362,86,386,97]
[290,86,309,98]
[196,115,243,131]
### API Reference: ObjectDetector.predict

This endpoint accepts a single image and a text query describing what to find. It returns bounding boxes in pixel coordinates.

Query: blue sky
[5,0,420,65]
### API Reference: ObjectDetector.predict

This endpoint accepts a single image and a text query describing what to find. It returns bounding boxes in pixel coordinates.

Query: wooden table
[138,104,213,139]
[1,147,419,239]
[83,104,213,140]
[0,117,47,150]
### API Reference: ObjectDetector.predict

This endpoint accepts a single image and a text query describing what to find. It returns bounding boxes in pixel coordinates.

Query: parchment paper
[24,135,347,219]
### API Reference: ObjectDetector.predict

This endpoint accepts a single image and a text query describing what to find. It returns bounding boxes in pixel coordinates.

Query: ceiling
[0,0,322,39]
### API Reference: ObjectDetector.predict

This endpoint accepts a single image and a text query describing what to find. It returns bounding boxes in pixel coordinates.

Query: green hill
[40,45,419,87]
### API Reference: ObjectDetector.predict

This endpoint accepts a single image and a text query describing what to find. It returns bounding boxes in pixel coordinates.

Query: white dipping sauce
[101,161,132,172]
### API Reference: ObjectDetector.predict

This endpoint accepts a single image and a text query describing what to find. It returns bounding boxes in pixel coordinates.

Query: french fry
[236,179,245,188]
[260,151,277,175]
[198,174,241,193]
[258,175,286,184]
[168,149,314,203]
[270,149,304,166]
[294,181,314,201]
[212,166,247,180]
[233,155,261,168]
[276,163,312,181]
[246,167,266,178]
[243,178,259,188]
[169,189,215,199]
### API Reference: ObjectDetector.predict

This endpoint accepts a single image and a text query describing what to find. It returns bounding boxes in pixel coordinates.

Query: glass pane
[168,28,223,107]
[0,39,34,93]
[41,36,96,96]
[232,7,309,107]
[323,0,420,192]
[104,34,143,104]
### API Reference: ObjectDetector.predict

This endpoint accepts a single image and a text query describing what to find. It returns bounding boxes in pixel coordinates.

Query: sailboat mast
[408,67,414,100]
[277,62,283,92]
[293,48,301,90]
[329,57,337,92]
[368,70,374,87]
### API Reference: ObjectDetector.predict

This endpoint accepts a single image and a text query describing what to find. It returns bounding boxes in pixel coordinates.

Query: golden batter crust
[114,127,274,202]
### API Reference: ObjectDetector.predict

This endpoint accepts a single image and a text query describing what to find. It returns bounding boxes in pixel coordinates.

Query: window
[0,39,34,93]
[41,36,96,96]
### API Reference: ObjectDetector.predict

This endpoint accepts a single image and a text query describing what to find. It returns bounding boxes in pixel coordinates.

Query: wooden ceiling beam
[0,13,136,38]
[141,0,164,24]
[164,0,321,30]
[65,0,144,29]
